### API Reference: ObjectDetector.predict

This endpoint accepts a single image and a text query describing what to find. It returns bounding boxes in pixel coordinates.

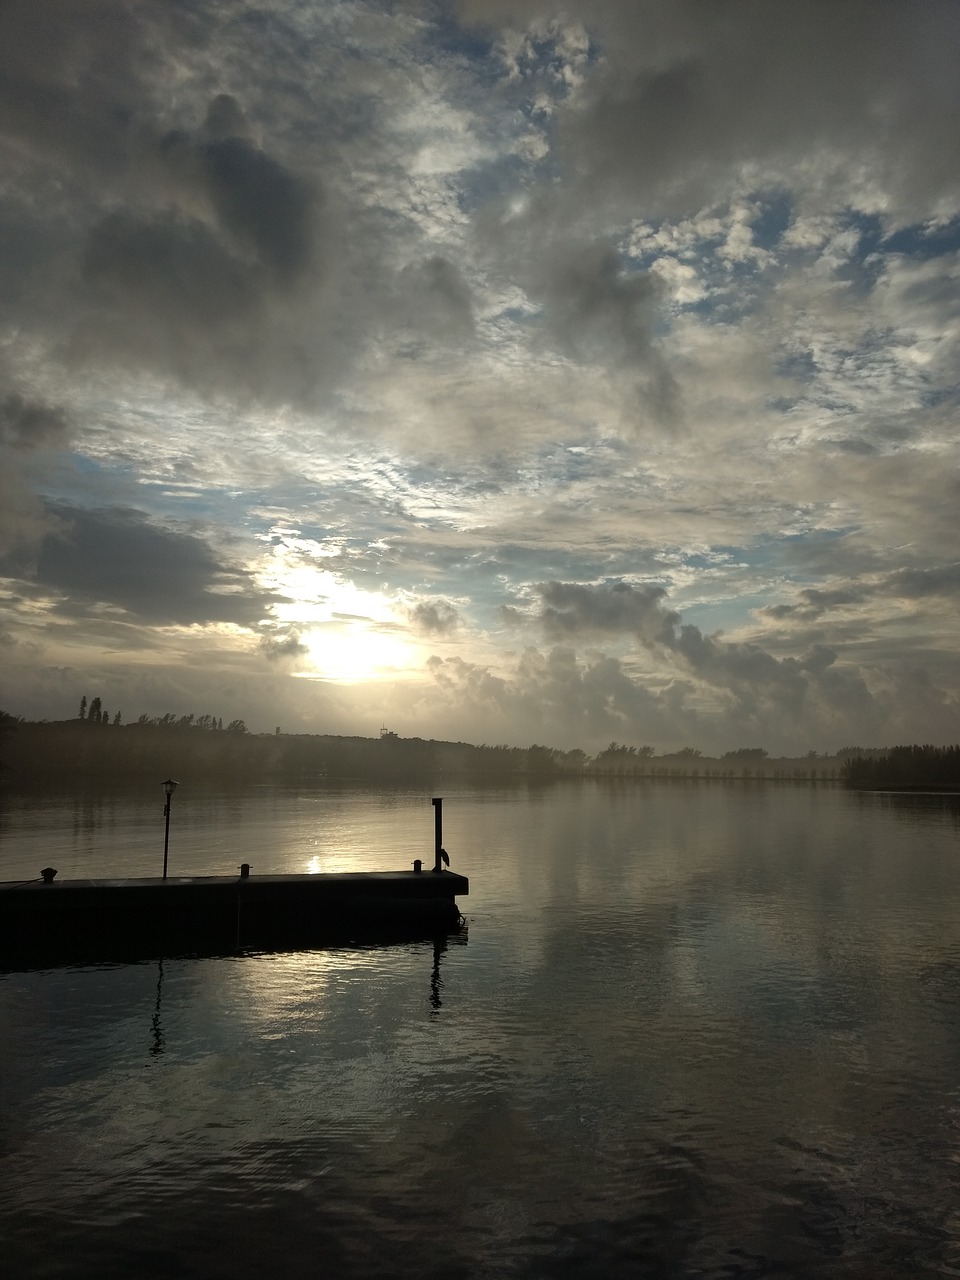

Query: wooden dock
[0,868,469,966]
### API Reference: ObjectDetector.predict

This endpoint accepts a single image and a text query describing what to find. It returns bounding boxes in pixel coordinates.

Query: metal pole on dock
[162,779,178,879]
[432,797,442,872]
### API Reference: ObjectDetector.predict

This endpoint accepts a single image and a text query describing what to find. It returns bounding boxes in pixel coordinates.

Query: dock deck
[0,868,470,965]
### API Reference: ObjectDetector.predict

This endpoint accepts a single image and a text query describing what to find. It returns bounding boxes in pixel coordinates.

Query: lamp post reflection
[150,959,165,1055]
[161,779,178,879]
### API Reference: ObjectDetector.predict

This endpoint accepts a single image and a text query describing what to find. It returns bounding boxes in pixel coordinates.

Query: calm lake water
[2,780,960,1279]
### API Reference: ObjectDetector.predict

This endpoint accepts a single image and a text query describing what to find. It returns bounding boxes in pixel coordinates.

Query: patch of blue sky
[774,350,817,382]
[825,210,889,293]
[748,191,792,250]
[473,545,654,586]
[456,151,549,215]
[882,216,960,259]
[690,275,766,324]
[674,292,725,321]
[769,526,858,561]
[698,534,824,579]
[678,594,773,636]
[428,8,498,68]
[682,549,741,571]
[837,209,885,250]
[623,226,726,273]
[253,512,347,545]
[920,384,960,409]
[56,454,226,522]
[765,396,800,415]
[496,303,541,326]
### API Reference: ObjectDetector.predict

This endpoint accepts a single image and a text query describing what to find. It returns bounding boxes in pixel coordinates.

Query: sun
[266,562,423,683]
[261,534,428,683]
[298,621,421,683]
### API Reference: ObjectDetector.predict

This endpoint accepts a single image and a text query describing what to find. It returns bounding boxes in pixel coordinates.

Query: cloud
[18,505,281,628]
[0,393,70,451]
[886,564,960,601]
[161,128,318,282]
[259,632,310,662]
[525,579,940,743]
[396,256,476,344]
[461,0,960,221]
[1,1,959,749]
[0,387,73,557]
[761,586,869,622]
[536,580,678,643]
[762,565,960,624]
[531,242,679,418]
[408,599,462,635]
[80,211,261,367]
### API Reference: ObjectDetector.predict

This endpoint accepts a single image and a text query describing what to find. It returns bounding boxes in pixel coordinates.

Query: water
[2,780,960,1278]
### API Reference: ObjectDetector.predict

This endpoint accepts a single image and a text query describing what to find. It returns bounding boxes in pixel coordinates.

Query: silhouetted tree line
[8,701,954,787]
[76,694,245,733]
[0,705,867,786]
[840,745,960,790]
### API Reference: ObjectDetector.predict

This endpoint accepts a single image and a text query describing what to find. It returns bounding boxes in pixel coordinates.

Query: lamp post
[162,779,178,879]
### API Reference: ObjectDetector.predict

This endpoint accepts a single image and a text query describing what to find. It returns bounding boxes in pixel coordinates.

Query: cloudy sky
[1,0,959,754]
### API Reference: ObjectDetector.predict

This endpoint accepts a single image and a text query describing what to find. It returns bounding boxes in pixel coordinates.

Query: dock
[0,796,470,966]
[0,868,469,966]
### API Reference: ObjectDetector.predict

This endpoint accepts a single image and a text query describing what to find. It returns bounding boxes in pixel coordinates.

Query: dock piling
[432,797,442,872]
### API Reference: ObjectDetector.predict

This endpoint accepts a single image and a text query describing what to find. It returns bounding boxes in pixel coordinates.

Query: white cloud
[1,0,958,750]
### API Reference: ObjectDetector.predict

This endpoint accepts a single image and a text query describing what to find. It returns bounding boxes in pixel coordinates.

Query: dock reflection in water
[2,781,960,1278]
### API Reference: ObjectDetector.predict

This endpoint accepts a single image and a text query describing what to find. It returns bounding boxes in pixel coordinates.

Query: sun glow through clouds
[297,622,421,683]
[264,542,424,683]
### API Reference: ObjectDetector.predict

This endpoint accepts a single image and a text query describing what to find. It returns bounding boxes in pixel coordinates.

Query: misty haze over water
[2,781,960,1278]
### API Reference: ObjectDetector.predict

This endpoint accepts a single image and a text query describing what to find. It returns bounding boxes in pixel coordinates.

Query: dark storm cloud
[533,244,678,416]
[396,256,476,344]
[260,632,309,661]
[761,586,869,621]
[162,126,317,282]
[537,580,678,643]
[763,566,960,623]
[0,2,341,405]
[0,393,69,451]
[83,210,259,331]
[69,97,328,392]
[476,220,679,419]
[0,0,151,175]
[428,646,673,743]
[28,505,280,628]
[532,580,871,728]
[671,624,809,718]
[0,385,73,557]
[461,0,960,219]
[886,564,960,600]
[409,600,462,635]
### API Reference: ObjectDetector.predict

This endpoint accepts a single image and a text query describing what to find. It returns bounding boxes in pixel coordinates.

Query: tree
[226,719,248,734]
[88,696,102,724]
[526,744,561,773]
[79,695,87,720]
[113,711,122,725]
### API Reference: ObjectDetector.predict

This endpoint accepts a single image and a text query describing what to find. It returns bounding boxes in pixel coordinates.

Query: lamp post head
[162,778,178,797]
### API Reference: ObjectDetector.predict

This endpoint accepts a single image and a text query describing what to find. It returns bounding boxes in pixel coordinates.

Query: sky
[1,0,959,755]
